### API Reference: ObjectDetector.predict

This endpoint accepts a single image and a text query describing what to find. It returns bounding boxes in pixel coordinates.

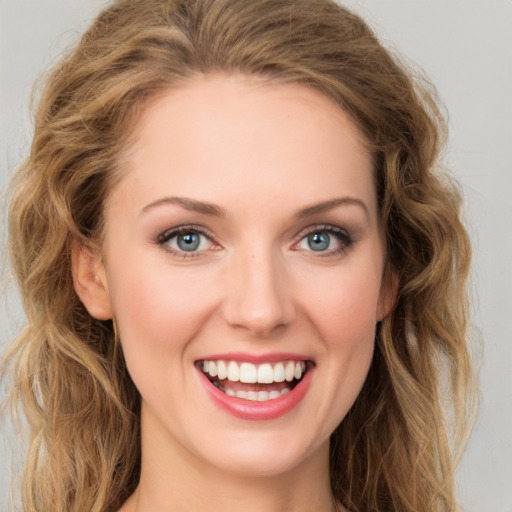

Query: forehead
[111,74,376,221]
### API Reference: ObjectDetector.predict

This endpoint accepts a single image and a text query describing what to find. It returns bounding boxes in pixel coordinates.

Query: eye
[304,232,332,251]
[294,225,353,255]
[157,226,216,255]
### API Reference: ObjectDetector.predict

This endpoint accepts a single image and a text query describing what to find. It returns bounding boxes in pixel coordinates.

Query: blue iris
[307,232,330,251]
[177,233,201,251]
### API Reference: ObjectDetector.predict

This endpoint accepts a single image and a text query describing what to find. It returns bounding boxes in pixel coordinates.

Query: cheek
[108,257,223,410]
[108,254,219,360]
[299,260,383,346]
[294,259,381,437]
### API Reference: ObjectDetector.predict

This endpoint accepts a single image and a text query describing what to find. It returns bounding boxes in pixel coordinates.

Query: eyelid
[155,223,353,259]
[292,223,354,255]
[157,224,212,243]
[294,223,351,241]
[156,224,220,258]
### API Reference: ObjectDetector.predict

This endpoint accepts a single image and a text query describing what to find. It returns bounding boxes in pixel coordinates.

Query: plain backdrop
[1,1,511,511]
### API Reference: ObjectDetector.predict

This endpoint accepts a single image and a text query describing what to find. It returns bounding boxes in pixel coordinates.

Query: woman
[3,0,475,511]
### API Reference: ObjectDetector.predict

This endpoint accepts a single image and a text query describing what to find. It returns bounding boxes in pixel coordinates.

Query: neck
[129,467,338,512]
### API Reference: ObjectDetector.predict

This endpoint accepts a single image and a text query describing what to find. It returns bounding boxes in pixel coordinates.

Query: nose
[222,245,296,337]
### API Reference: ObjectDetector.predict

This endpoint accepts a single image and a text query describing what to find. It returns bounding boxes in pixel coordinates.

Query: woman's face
[77,75,392,479]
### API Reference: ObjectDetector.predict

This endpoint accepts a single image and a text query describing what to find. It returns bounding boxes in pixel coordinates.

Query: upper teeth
[201,360,307,384]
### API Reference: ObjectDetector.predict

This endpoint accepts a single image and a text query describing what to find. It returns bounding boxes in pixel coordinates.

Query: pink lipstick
[196,353,314,421]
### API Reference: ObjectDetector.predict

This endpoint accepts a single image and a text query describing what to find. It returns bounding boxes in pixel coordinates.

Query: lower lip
[198,367,314,421]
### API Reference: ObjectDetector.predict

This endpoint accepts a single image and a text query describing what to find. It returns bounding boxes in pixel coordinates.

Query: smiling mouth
[197,359,311,402]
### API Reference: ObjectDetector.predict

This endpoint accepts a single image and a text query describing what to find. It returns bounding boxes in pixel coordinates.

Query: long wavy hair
[3,0,476,510]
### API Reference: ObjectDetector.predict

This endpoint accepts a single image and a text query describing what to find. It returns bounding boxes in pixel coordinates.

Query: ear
[71,239,113,320]
[377,268,399,321]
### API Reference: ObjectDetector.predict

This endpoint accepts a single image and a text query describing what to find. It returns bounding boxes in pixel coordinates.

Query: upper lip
[196,352,313,364]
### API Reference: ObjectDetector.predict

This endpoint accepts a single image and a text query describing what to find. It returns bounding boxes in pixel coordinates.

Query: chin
[187,425,329,479]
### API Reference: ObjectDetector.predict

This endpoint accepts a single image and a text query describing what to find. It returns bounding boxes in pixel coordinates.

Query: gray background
[1,1,511,511]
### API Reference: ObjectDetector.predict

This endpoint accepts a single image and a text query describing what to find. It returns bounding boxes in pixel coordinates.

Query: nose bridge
[223,241,295,336]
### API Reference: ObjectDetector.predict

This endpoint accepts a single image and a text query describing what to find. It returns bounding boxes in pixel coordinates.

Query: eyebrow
[296,197,369,220]
[140,195,368,219]
[141,197,225,217]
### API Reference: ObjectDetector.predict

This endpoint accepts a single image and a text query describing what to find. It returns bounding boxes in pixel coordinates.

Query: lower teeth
[213,381,291,402]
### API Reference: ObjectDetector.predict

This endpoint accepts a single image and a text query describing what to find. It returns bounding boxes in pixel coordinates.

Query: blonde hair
[3,0,475,510]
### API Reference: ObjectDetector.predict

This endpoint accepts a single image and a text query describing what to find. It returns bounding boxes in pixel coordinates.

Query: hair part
[4,1,476,511]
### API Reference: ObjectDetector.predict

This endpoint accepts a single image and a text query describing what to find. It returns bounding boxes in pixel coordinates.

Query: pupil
[177,233,200,251]
[308,232,330,251]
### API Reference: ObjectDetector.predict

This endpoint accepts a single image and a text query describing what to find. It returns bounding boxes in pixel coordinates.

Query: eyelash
[157,225,218,260]
[156,223,354,259]
[292,224,354,257]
